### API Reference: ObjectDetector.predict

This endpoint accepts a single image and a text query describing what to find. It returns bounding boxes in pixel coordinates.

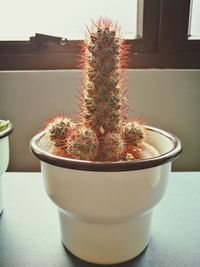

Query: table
[0,172,200,267]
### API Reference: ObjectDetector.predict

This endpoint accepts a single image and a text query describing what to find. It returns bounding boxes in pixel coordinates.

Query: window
[0,0,139,40]
[189,0,200,39]
[0,0,199,70]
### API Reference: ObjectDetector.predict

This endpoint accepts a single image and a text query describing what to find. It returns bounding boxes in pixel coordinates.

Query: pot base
[58,209,153,265]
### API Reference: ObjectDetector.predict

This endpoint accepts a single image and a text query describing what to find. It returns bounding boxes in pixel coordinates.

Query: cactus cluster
[40,18,148,162]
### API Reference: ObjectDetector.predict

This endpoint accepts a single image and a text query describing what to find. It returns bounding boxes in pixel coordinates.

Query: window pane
[189,0,200,38]
[0,0,138,40]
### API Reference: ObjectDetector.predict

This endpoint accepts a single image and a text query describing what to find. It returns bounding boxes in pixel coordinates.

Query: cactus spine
[41,18,147,162]
[47,116,75,147]
[79,18,131,161]
[81,19,128,134]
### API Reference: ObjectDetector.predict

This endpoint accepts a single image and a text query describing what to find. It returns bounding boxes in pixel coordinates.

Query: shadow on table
[62,242,149,267]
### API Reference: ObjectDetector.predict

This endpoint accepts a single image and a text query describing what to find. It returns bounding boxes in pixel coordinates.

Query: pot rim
[0,120,13,140]
[30,125,182,172]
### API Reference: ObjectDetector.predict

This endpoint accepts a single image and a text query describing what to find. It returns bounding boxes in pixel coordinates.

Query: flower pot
[0,120,13,215]
[30,125,181,264]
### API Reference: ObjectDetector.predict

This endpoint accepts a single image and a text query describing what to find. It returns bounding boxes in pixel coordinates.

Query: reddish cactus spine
[65,124,99,161]
[79,18,131,160]
[46,116,75,147]
[40,18,148,162]
[80,19,129,135]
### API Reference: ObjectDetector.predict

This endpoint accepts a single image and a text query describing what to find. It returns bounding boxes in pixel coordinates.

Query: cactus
[99,132,125,161]
[122,121,146,146]
[46,116,75,147]
[65,124,99,161]
[80,19,129,134]
[0,120,10,132]
[41,18,149,162]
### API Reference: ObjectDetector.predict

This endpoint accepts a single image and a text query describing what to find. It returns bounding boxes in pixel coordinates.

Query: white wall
[0,70,199,171]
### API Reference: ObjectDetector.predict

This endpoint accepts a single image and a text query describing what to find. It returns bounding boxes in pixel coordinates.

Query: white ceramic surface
[0,136,10,214]
[34,128,180,264]
[42,161,170,264]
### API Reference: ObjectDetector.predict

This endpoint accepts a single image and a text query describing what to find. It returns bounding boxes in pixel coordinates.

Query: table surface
[0,172,200,267]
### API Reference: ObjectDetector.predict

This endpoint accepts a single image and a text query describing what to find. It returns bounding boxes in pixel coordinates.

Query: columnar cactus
[40,18,148,162]
[80,19,129,134]
[99,132,124,161]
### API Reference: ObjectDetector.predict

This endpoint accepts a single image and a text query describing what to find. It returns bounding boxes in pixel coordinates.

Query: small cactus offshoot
[122,121,146,146]
[46,116,75,147]
[65,125,98,161]
[40,18,156,162]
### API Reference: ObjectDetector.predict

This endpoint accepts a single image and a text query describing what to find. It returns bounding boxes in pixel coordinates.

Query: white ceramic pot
[30,126,182,264]
[0,121,13,214]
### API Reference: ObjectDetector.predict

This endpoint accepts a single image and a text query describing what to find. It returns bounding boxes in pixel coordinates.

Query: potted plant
[30,18,182,264]
[0,120,13,215]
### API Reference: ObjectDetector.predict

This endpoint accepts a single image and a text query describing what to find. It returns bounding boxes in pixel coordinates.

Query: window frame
[0,0,199,70]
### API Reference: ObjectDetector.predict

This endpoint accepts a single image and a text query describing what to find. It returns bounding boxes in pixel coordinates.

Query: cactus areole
[31,18,182,170]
